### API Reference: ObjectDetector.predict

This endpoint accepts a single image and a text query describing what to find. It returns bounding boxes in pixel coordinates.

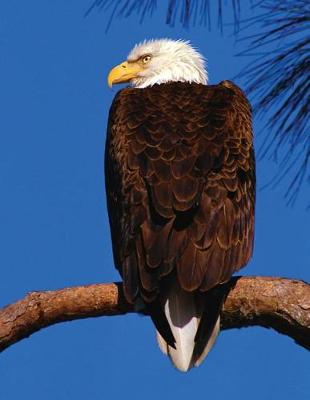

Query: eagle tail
[193,316,220,367]
[156,282,220,372]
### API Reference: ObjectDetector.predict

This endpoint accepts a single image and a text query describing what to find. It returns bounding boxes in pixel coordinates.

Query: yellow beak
[107,61,143,87]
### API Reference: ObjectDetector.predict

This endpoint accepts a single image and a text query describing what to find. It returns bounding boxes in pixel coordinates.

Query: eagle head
[107,38,208,88]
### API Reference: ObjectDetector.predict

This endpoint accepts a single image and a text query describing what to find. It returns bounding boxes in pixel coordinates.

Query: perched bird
[105,39,255,372]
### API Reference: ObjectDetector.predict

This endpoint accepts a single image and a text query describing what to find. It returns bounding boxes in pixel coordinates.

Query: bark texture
[0,276,309,353]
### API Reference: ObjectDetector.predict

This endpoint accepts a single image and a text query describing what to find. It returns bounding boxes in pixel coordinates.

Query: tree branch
[0,277,309,353]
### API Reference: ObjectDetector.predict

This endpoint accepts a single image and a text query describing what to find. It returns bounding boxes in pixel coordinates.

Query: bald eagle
[105,39,255,372]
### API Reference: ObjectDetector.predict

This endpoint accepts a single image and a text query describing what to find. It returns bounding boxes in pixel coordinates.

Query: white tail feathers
[156,282,220,372]
[194,316,220,367]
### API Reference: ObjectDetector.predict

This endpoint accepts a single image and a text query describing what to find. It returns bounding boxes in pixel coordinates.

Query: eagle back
[105,81,255,303]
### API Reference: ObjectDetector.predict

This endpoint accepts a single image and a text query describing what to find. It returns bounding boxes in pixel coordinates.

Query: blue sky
[0,1,309,399]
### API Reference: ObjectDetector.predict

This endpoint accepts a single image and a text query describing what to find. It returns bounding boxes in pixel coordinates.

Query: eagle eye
[142,55,152,64]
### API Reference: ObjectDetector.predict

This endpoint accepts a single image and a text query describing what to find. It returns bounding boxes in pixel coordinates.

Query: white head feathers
[127,39,208,88]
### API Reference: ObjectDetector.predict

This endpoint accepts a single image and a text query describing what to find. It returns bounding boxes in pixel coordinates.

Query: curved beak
[107,61,143,87]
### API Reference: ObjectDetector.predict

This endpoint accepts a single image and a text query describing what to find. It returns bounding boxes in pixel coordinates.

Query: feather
[105,80,255,371]
[157,281,220,372]
[163,281,199,371]
[194,317,220,367]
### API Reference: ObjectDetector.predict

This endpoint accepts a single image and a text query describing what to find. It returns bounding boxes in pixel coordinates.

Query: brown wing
[105,81,255,303]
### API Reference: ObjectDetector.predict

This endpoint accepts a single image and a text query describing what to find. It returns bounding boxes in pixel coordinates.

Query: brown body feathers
[105,81,255,305]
